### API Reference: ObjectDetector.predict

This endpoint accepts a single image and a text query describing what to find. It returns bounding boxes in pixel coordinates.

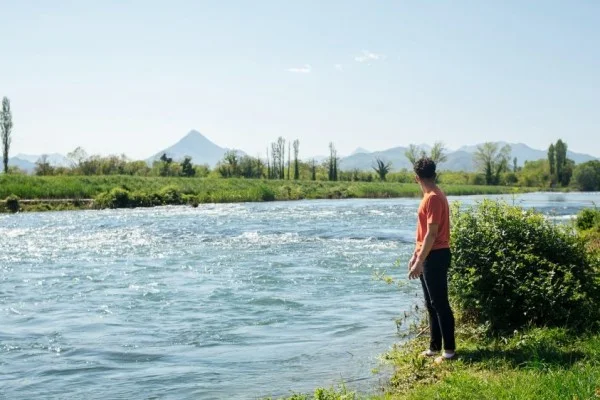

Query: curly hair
[414,157,437,179]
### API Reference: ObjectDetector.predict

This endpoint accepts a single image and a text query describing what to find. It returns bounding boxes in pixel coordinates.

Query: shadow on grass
[459,346,586,369]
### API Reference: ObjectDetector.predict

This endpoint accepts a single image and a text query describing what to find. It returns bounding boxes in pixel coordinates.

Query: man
[408,157,456,363]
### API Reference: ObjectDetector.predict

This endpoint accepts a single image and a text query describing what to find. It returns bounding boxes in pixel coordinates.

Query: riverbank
[275,324,600,400]
[0,175,530,212]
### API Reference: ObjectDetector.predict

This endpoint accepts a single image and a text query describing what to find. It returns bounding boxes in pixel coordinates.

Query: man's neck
[420,181,437,194]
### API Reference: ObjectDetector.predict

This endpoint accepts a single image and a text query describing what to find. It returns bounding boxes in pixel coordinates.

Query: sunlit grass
[0,175,529,204]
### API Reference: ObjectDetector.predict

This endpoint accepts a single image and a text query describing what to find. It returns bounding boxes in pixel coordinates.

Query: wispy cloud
[287,64,311,73]
[354,51,386,63]
[334,64,343,71]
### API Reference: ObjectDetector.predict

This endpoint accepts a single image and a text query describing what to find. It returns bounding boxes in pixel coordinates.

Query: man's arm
[408,222,439,279]
[416,223,439,262]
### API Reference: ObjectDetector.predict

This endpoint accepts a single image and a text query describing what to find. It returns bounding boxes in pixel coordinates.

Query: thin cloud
[287,64,311,73]
[334,64,343,71]
[354,51,386,63]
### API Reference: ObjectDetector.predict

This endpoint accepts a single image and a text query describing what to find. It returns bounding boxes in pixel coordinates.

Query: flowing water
[1,192,597,399]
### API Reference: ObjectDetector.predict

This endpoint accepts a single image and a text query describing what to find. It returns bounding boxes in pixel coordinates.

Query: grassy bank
[378,324,600,400]
[0,175,528,212]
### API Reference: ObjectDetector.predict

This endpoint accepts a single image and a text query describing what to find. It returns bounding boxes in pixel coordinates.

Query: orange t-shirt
[416,188,450,251]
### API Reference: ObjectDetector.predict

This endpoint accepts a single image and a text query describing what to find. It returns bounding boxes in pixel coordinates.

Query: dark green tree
[328,142,338,181]
[372,158,392,181]
[181,156,195,177]
[159,153,173,177]
[555,139,567,185]
[548,143,556,176]
[573,161,600,191]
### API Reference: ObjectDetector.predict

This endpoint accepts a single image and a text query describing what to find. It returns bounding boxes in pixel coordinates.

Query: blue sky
[2,1,599,160]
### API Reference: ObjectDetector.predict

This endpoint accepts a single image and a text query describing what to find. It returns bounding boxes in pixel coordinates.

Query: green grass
[381,325,600,400]
[0,175,528,203]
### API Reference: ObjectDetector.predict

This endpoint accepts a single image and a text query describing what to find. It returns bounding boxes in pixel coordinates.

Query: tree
[554,139,569,187]
[266,147,271,179]
[372,158,392,181]
[159,153,174,176]
[573,160,600,191]
[238,155,264,178]
[328,142,338,181]
[1,97,13,174]
[405,144,426,166]
[34,154,54,176]
[218,150,240,177]
[287,141,291,180]
[548,143,556,176]
[560,159,574,187]
[405,142,447,166]
[430,142,448,164]
[311,159,317,181]
[278,137,286,179]
[513,157,518,173]
[181,156,195,177]
[293,139,300,180]
[473,142,511,185]
[67,146,88,171]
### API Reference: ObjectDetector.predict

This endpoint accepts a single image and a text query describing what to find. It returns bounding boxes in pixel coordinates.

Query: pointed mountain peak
[351,147,370,155]
[184,129,204,138]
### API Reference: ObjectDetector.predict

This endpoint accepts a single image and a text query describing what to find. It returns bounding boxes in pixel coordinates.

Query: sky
[1,0,599,160]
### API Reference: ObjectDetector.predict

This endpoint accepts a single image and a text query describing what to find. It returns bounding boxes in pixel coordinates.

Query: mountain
[14,153,70,167]
[458,142,598,165]
[6,153,70,173]
[147,130,245,167]
[340,146,412,171]
[339,142,599,172]
[351,147,370,155]
[8,157,36,172]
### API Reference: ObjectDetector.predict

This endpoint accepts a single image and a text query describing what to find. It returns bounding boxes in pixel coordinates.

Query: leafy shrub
[450,200,600,333]
[5,195,20,213]
[575,208,600,255]
[130,191,153,207]
[256,185,275,201]
[575,208,600,232]
[158,185,183,205]
[95,188,131,208]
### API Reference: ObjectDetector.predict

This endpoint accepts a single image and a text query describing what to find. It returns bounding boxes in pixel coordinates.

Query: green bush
[158,185,184,205]
[95,187,131,208]
[5,194,20,213]
[450,200,600,334]
[573,160,600,191]
[575,208,600,232]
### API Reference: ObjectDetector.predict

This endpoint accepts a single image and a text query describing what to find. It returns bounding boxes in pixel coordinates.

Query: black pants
[420,248,455,351]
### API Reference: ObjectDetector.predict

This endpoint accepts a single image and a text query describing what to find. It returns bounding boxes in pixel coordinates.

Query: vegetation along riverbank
[270,204,600,400]
[0,175,531,213]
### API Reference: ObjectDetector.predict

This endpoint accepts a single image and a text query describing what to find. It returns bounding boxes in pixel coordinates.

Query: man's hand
[408,260,424,280]
[407,255,416,271]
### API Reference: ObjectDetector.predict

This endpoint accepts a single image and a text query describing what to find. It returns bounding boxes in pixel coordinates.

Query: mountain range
[8,130,599,173]
[339,141,598,172]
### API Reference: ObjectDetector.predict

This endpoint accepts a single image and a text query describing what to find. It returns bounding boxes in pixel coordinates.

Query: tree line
[2,98,599,190]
